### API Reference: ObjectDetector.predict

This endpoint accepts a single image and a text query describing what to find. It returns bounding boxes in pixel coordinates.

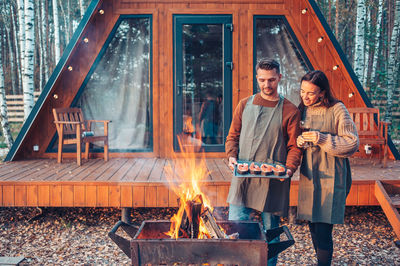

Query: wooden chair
[348,107,391,167]
[52,107,110,166]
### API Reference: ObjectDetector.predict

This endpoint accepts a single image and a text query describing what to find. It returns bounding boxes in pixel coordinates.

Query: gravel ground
[1,206,399,265]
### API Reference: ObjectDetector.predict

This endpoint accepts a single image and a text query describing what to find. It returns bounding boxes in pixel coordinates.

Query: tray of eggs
[234,160,288,179]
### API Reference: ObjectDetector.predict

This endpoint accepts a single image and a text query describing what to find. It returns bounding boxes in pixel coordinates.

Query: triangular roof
[6,0,399,161]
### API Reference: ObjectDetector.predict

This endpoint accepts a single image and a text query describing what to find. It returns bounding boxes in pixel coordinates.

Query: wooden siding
[1,158,399,207]
[12,0,383,162]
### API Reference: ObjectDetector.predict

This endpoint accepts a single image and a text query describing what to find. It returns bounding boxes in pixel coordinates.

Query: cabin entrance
[173,15,232,152]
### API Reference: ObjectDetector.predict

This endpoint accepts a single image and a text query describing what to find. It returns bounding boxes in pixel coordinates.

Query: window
[73,15,153,152]
[254,16,312,105]
[174,15,232,152]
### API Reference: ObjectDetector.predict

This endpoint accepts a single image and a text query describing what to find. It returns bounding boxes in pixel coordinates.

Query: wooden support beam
[375,181,400,239]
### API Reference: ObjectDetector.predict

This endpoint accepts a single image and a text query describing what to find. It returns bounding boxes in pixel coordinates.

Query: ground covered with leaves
[0,206,399,265]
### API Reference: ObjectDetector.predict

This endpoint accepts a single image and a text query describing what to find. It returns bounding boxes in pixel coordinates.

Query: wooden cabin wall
[15,0,374,160]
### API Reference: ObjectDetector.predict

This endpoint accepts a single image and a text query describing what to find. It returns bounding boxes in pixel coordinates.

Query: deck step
[0,256,25,265]
[375,181,400,239]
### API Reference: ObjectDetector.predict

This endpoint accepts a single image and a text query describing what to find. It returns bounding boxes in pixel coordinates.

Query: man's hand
[286,168,293,177]
[301,131,320,144]
[228,157,238,171]
[278,168,293,181]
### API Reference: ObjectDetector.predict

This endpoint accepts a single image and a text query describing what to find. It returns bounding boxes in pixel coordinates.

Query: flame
[164,134,213,239]
[183,115,195,134]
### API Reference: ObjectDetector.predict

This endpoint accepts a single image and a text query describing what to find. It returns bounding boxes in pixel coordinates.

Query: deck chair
[52,107,110,166]
[348,107,390,167]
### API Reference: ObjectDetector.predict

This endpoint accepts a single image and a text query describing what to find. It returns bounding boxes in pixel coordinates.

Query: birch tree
[0,31,14,148]
[52,0,60,63]
[22,0,35,119]
[362,8,370,87]
[335,0,339,35]
[17,0,25,92]
[353,0,367,83]
[38,0,49,91]
[1,3,17,95]
[371,0,384,84]
[41,0,49,83]
[9,3,20,95]
[38,0,43,91]
[385,0,400,122]
[67,0,71,41]
[79,0,84,18]
[59,0,70,43]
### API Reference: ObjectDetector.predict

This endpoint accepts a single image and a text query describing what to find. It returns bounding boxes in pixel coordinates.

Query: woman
[296,70,359,265]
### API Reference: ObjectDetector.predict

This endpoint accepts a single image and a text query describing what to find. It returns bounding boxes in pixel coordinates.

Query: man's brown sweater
[225,93,302,172]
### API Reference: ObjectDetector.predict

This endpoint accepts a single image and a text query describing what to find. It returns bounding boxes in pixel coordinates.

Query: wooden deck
[0,157,399,208]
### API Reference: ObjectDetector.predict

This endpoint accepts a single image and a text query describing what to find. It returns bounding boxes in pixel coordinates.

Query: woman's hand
[296,135,306,148]
[301,131,320,144]
[228,157,238,171]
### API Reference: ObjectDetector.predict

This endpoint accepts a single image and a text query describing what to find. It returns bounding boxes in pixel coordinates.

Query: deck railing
[6,92,41,122]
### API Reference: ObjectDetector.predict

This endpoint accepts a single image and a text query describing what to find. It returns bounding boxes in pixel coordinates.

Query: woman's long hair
[298,70,340,112]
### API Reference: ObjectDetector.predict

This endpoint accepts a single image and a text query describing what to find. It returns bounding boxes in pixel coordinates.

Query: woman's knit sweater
[308,102,359,158]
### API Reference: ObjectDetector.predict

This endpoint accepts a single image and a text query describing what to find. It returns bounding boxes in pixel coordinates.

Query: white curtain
[76,18,151,151]
[256,18,310,105]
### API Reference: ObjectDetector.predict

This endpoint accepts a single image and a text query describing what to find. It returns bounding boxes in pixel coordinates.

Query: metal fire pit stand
[109,220,294,266]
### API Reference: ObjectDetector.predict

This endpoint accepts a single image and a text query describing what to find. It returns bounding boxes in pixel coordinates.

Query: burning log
[171,194,236,240]
[179,200,202,238]
[201,208,228,239]
[174,194,204,239]
[164,136,240,240]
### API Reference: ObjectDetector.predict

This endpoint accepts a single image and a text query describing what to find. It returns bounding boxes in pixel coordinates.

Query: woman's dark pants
[309,222,334,266]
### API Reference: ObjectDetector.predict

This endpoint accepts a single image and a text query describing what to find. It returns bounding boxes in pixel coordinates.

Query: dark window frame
[173,14,233,152]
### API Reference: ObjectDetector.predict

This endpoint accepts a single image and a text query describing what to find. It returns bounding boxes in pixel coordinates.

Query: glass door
[174,15,232,152]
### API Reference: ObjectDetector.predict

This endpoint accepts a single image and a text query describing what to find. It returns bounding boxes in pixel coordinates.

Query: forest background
[0,0,399,153]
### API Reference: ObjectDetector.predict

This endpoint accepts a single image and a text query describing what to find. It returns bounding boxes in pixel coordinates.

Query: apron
[227,95,289,216]
[297,105,352,224]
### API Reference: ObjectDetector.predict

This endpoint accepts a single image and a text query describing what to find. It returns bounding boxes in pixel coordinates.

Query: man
[226,58,302,266]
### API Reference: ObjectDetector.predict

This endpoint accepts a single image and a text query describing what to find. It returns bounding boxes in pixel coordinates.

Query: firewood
[178,200,203,238]
[200,208,228,239]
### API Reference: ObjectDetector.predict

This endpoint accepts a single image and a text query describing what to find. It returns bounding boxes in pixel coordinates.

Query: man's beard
[262,87,275,95]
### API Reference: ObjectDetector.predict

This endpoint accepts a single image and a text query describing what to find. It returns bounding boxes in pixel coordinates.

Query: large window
[72,15,153,152]
[174,15,232,152]
[254,16,312,105]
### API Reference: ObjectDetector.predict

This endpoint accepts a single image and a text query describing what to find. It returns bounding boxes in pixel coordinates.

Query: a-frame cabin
[1,0,400,210]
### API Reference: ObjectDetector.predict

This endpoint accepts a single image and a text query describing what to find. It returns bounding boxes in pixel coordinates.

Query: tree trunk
[59,0,70,43]
[328,0,332,26]
[10,4,20,95]
[23,0,35,119]
[385,0,400,123]
[41,0,48,87]
[2,3,17,96]
[79,0,84,18]
[52,0,60,63]
[371,0,385,84]
[362,8,371,87]
[44,0,50,79]
[335,0,339,36]
[17,0,25,94]
[12,3,22,95]
[5,27,16,96]
[0,32,14,148]
[353,0,366,81]
[67,0,71,41]
[38,0,43,92]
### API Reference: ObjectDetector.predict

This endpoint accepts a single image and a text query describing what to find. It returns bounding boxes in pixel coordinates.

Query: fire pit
[109,137,295,265]
[109,219,294,265]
